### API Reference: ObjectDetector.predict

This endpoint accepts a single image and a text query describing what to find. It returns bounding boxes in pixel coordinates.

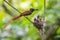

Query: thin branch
[42,0,46,40]
[2,4,16,16]
[4,0,21,13]
[4,0,33,24]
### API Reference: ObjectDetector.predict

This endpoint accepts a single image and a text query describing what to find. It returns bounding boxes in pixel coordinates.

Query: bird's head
[30,8,38,13]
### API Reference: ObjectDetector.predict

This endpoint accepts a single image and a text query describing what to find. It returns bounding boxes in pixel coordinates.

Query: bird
[12,8,38,20]
[3,8,38,29]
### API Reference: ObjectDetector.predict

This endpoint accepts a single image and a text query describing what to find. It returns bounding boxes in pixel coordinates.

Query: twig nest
[33,15,44,30]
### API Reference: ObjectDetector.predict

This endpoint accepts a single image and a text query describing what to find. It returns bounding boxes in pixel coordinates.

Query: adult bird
[3,8,38,29]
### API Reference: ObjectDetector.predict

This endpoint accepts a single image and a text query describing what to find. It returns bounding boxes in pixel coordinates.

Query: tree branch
[44,18,60,40]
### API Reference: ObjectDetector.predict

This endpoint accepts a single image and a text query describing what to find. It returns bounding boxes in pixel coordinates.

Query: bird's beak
[35,9,38,11]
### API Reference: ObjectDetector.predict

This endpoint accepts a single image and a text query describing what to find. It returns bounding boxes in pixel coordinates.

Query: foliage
[0,0,60,40]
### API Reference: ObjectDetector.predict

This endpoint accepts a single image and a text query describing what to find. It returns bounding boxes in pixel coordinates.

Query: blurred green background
[0,0,60,40]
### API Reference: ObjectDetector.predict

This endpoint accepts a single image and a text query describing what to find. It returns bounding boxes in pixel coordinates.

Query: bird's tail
[2,19,13,29]
[12,15,21,20]
[2,15,22,29]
